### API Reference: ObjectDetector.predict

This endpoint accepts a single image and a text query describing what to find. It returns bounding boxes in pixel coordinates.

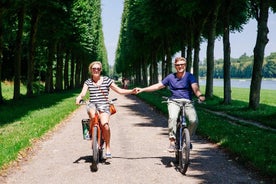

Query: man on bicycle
[136,57,205,152]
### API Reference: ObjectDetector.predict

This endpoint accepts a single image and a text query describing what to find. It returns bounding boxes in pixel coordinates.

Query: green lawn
[0,83,79,171]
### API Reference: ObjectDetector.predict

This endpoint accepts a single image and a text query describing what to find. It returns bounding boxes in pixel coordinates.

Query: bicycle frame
[178,105,187,150]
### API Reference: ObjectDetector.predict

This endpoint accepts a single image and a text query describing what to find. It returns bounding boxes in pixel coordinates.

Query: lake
[199,78,276,90]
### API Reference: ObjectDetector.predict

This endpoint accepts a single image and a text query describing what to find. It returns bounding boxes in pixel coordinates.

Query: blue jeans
[167,99,198,140]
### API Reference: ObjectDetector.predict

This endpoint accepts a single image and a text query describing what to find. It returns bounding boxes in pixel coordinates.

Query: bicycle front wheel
[91,126,99,171]
[179,128,190,174]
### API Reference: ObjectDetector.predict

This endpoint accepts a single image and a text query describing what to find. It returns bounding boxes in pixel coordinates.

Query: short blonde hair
[174,57,187,63]
[88,61,102,73]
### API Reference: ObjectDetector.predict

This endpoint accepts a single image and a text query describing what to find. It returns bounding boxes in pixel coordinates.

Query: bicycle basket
[81,119,91,140]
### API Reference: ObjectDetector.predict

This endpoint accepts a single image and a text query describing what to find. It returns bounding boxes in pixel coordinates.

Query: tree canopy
[115,0,276,109]
[0,0,107,102]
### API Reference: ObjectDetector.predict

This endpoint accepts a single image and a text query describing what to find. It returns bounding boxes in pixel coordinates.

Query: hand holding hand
[135,87,142,94]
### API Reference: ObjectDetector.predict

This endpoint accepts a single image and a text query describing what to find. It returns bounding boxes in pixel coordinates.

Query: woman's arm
[110,82,136,95]
[76,84,88,104]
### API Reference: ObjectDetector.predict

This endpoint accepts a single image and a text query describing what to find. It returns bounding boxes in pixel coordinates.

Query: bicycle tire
[91,126,99,171]
[179,128,190,174]
[99,138,105,162]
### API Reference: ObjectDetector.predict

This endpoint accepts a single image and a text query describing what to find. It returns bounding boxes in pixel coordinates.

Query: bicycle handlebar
[161,96,204,105]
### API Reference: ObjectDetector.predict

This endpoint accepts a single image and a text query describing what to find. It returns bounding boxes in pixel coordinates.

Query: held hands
[129,87,142,95]
[135,87,142,94]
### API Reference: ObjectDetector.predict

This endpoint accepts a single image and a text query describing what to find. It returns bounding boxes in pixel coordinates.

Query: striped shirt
[85,76,113,105]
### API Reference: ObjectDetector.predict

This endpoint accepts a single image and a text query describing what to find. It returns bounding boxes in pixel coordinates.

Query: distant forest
[199,52,276,78]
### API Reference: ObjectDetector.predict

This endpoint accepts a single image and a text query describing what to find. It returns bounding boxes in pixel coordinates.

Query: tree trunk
[64,49,69,90]
[249,0,269,110]
[55,42,63,92]
[193,28,201,82]
[165,47,172,76]
[134,58,141,85]
[186,30,193,72]
[0,60,2,103]
[0,8,4,103]
[161,55,166,79]
[205,4,220,98]
[69,52,75,89]
[81,62,86,84]
[13,6,25,100]
[27,8,39,97]
[223,3,232,105]
[181,41,186,59]
[75,57,81,88]
[142,57,147,86]
[149,59,153,85]
[45,42,56,93]
[152,55,158,84]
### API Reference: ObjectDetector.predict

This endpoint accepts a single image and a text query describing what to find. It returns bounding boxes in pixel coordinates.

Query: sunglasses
[175,64,186,67]
[92,67,101,71]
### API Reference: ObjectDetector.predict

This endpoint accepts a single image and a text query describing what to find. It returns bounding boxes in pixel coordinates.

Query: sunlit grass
[2,81,27,100]
[198,86,276,128]
[0,84,79,171]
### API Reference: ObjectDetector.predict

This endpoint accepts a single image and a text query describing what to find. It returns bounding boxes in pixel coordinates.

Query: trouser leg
[167,102,180,140]
[185,103,198,138]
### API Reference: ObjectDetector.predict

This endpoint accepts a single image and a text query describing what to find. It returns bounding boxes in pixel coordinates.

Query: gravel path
[0,91,266,184]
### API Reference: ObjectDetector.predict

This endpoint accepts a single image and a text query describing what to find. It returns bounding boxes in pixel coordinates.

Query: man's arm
[191,83,205,101]
[138,82,165,93]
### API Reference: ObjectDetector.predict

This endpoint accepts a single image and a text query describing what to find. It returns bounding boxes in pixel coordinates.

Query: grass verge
[0,89,80,171]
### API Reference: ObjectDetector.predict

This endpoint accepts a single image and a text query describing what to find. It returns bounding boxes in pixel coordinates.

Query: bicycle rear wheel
[91,126,99,171]
[179,128,190,174]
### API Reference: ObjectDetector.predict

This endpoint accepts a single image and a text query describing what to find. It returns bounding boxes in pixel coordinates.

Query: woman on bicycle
[136,57,205,152]
[76,61,136,158]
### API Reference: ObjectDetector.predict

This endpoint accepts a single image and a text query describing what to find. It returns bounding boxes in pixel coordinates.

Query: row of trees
[0,0,108,103]
[1,0,275,110]
[200,53,276,78]
[115,0,276,109]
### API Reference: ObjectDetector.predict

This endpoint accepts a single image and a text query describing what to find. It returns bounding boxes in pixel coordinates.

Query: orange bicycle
[80,99,117,172]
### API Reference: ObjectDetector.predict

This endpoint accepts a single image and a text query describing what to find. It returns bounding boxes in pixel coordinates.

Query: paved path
[1,91,265,184]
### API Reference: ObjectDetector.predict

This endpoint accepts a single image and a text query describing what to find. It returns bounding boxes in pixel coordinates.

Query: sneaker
[105,153,112,159]
[167,144,176,152]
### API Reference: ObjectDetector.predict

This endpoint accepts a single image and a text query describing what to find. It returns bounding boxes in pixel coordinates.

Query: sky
[101,1,276,66]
